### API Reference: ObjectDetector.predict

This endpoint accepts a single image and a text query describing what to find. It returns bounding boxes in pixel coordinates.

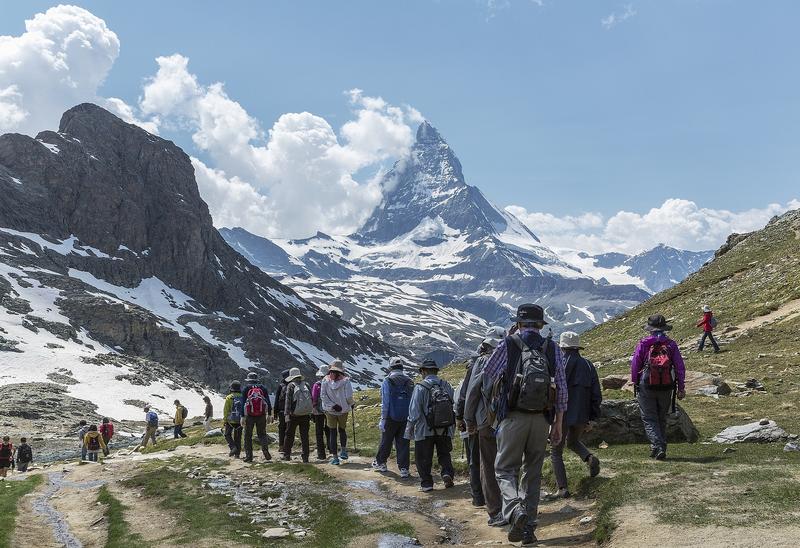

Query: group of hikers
[1,301,717,544]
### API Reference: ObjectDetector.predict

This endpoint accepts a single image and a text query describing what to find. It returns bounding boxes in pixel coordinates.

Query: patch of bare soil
[730,298,800,333]
[11,485,60,548]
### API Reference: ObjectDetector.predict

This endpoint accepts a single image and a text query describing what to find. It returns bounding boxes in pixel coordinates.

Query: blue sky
[1,1,798,251]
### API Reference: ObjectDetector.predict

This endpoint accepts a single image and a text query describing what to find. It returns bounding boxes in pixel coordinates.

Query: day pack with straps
[228,394,244,423]
[290,382,313,416]
[181,406,189,420]
[87,435,100,451]
[643,342,675,391]
[422,379,456,429]
[244,386,268,416]
[386,375,414,421]
[0,443,11,459]
[508,334,555,412]
[146,411,159,427]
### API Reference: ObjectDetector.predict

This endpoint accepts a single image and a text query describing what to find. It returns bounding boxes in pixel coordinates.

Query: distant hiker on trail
[173,400,188,439]
[203,396,214,432]
[631,314,686,461]
[0,436,13,478]
[99,418,114,446]
[274,369,291,451]
[142,406,159,448]
[464,333,506,527]
[16,437,32,473]
[483,303,567,545]
[224,381,244,458]
[405,359,456,493]
[311,365,330,461]
[372,358,412,478]
[77,420,90,461]
[282,367,313,462]
[550,331,602,498]
[83,425,107,462]
[241,371,273,463]
[697,304,720,353]
[321,360,354,465]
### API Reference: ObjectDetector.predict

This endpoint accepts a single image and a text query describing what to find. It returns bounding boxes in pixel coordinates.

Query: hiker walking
[99,418,114,446]
[223,381,244,458]
[16,437,32,472]
[456,344,489,507]
[464,334,506,526]
[0,436,13,478]
[405,359,456,492]
[142,406,159,447]
[203,396,214,432]
[274,369,291,451]
[631,314,686,460]
[697,305,720,353]
[241,371,273,462]
[483,303,567,545]
[311,365,330,461]
[550,331,602,498]
[282,367,313,462]
[321,360,354,465]
[83,425,107,462]
[372,358,412,478]
[173,400,188,439]
[77,420,90,461]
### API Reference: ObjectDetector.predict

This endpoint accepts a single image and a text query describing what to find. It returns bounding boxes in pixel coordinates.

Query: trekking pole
[351,406,357,451]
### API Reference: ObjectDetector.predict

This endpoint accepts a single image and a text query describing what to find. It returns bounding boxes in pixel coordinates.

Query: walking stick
[351,406,357,451]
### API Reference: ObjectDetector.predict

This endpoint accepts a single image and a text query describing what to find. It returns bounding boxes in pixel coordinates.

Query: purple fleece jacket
[630,335,686,391]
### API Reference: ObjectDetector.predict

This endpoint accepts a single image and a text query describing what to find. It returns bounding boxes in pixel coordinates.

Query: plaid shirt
[484,328,568,427]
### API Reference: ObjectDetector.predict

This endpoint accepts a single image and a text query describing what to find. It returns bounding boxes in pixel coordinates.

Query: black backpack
[88,436,100,451]
[508,334,555,412]
[423,380,456,429]
[181,406,188,420]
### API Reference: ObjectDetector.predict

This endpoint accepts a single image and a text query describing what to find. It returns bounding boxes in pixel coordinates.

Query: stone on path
[204,428,223,438]
[583,400,699,445]
[262,527,291,539]
[683,371,731,396]
[783,442,800,452]
[712,420,788,444]
[601,375,631,391]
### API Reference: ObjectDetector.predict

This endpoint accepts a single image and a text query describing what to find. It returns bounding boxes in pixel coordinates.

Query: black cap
[510,303,547,325]
[645,314,672,332]
[230,380,242,391]
[419,359,439,371]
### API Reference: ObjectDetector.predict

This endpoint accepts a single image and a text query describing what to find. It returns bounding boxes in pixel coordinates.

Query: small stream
[30,471,106,548]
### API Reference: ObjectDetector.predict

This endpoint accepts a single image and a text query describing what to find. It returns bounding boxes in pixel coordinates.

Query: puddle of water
[377,533,420,547]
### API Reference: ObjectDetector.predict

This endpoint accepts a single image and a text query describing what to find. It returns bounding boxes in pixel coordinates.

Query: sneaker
[242,456,253,463]
[399,468,410,479]
[472,498,486,507]
[649,447,658,459]
[487,513,508,527]
[442,474,454,488]
[522,525,538,546]
[419,485,433,492]
[329,456,341,465]
[263,451,272,461]
[587,454,601,478]
[655,450,667,461]
[374,463,388,473]
[281,454,291,461]
[339,450,349,460]
[556,488,571,499]
[508,508,528,543]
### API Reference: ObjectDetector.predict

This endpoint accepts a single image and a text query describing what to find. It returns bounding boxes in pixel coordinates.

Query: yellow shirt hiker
[173,400,189,440]
[82,427,107,462]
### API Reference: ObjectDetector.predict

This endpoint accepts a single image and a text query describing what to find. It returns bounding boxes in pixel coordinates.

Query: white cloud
[602,4,637,30]
[0,5,120,134]
[508,198,800,255]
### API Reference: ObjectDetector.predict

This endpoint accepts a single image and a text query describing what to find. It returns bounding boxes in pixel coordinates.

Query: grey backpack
[508,334,555,412]
[291,382,313,416]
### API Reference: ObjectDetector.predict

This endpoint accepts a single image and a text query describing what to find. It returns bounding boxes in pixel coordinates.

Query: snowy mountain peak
[416,120,445,144]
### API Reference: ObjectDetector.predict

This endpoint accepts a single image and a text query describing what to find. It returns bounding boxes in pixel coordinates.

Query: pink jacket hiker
[630,335,686,391]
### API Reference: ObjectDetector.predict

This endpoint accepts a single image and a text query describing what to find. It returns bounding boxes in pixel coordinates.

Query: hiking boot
[242,456,254,463]
[487,513,508,527]
[649,447,658,459]
[339,449,349,460]
[556,488,571,499]
[329,456,341,465]
[281,454,291,461]
[228,450,236,457]
[373,463,388,473]
[507,508,528,543]
[472,497,486,507]
[302,457,309,463]
[521,525,538,546]
[317,453,326,461]
[419,485,433,493]
[442,474,454,488]
[587,454,601,477]
[399,468,410,479]
[655,450,667,461]
[263,450,272,461]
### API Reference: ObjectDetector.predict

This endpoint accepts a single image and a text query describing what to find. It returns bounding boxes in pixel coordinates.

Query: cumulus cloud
[601,4,636,30]
[0,5,120,134]
[508,198,800,255]
[136,54,420,238]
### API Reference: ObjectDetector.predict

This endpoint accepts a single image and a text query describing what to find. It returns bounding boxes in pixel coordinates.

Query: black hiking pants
[698,331,720,352]
[277,412,287,449]
[224,422,242,457]
[244,415,271,460]
[313,414,328,459]
[415,434,454,489]
[284,415,311,461]
[465,433,484,504]
[375,418,410,470]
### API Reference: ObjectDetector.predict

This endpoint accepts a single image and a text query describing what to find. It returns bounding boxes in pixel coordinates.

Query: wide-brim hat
[559,331,584,349]
[702,305,712,313]
[644,314,673,332]
[246,372,259,381]
[419,358,440,371]
[482,337,500,349]
[328,360,345,374]
[389,357,404,370]
[485,325,506,340]
[510,303,548,325]
[287,367,303,381]
[280,368,291,379]
[316,365,329,378]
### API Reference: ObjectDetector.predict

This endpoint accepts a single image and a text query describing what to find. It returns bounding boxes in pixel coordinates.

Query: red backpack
[244,386,267,416]
[644,342,675,391]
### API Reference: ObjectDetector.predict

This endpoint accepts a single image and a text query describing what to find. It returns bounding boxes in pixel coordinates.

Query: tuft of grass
[97,485,149,548]
[0,474,43,548]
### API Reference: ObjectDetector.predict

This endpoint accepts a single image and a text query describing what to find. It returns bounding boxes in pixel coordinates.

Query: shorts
[325,413,348,429]
[0,460,11,469]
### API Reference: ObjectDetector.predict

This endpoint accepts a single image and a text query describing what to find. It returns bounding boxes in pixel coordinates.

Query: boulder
[582,399,699,445]
[784,442,800,452]
[262,528,291,539]
[683,371,731,396]
[601,375,632,391]
[712,421,788,444]
[204,428,223,438]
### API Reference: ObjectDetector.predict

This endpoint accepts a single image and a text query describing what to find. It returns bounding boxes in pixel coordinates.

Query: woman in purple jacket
[631,314,686,460]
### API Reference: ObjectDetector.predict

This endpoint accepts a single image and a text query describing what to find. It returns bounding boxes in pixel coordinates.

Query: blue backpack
[228,394,244,423]
[146,411,159,427]
[386,375,413,421]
